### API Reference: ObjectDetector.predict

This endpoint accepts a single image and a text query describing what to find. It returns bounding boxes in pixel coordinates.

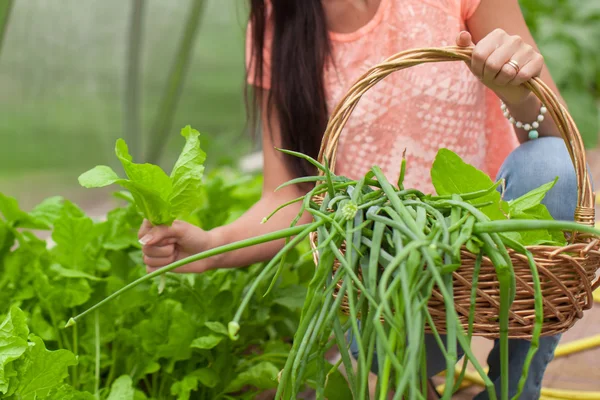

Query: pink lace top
[246,0,519,194]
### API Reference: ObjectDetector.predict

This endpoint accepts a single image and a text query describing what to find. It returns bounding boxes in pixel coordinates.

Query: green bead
[528,130,539,140]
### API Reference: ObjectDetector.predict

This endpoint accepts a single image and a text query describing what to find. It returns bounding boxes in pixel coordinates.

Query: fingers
[138,219,152,240]
[142,242,178,269]
[470,29,543,89]
[482,36,521,82]
[456,31,475,48]
[144,255,176,269]
[138,224,181,246]
[471,29,505,79]
[143,243,175,258]
[509,52,544,86]
[138,220,180,268]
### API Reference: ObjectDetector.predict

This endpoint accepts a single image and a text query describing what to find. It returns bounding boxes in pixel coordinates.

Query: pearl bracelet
[500,101,547,140]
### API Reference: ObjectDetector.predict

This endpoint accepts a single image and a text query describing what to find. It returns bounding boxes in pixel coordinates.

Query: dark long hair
[246,0,331,178]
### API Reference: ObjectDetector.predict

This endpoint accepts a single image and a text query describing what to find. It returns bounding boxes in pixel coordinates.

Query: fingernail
[139,234,153,245]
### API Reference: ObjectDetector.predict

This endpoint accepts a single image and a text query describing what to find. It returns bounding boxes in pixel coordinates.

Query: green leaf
[78,165,121,188]
[28,196,66,229]
[10,335,77,399]
[29,307,56,342]
[273,285,307,310]
[49,278,92,309]
[142,361,161,375]
[50,264,103,281]
[134,390,148,400]
[303,359,352,400]
[225,362,279,393]
[0,306,29,394]
[51,210,95,270]
[431,149,507,221]
[115,139,173,201]
[0,193,30,225]
[78,141,173,226]
[191,368,219,388]
[106,375,135,400]
[170,375,199,400]
[190,335,223,350]
[204,321,228,336]
[510,204,567,246]
[0,194,47,230]
[168,126,206,219]
[135,300,196,364]
[508,178,558,216]
[119,180,173,225]
[0,220,13,258]
[47,384,96,400]
[324,368,353,400]
[102,205,143,251]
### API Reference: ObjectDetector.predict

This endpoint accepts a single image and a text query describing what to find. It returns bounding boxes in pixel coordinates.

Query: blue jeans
[349,137,579,399]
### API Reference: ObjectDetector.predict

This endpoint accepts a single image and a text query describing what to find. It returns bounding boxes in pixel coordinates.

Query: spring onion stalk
[453,252,482,393]
[67,224,310,327]
[501,236,544,400]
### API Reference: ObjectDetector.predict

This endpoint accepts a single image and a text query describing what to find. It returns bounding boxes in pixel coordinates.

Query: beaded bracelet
[500,101,547,140]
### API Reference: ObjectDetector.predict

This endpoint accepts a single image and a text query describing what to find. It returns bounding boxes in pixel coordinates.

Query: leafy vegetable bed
[0,128,339,399]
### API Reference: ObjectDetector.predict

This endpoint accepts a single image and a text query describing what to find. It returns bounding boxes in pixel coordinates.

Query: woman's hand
[138,220,218,274]
[456,29,543,105]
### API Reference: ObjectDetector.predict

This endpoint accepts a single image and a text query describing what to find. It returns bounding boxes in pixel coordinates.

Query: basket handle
[317,46,595,227]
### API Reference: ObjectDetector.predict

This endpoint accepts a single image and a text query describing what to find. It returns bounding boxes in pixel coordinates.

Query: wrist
[202,227,226,270]
[500,90,537,108]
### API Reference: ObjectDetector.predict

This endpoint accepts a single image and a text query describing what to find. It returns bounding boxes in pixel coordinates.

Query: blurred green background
[0,0,598,210]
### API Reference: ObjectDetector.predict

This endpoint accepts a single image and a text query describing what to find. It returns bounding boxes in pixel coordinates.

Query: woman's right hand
[137,220,218,274]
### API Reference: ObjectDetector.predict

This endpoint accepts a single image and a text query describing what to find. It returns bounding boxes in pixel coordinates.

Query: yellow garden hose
[437,367,600,399]
[553,333,600,357]
[435,334,600,398]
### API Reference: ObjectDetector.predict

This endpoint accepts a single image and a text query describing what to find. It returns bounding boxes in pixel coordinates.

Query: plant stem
[94,310,101,398]
[124,0,146,160]
[0,0,14,58]
[105,341,118,388]
[146,0,206,163]
[72,320,79,389]
[68,224,309,325]
[474,220,600,236]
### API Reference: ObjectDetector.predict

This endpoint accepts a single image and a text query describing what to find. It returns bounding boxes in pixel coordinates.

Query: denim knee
[496,137,578,221]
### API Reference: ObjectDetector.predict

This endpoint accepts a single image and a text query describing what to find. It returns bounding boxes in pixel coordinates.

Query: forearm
[206,191,312,269]
[503,91,562,143]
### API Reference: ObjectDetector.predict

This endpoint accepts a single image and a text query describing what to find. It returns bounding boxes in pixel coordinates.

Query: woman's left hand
[456,29,543,105]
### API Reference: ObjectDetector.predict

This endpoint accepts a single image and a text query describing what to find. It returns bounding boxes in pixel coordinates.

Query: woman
[139,1,578,398]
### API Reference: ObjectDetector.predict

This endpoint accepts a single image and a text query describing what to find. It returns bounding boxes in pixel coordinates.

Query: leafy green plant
[0,166,321,399]
[79,125,206,225]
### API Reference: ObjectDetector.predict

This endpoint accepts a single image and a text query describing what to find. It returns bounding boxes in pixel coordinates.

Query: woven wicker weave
[310,47,600,339]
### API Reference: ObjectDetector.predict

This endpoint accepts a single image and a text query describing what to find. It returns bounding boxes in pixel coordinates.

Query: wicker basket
[309,47,600,339]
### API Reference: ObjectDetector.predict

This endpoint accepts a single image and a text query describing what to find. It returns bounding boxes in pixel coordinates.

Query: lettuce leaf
[169,126,206,219]
[431,149,567,246]
[1,308,76,400]
[78,125,206,226]
[107,375,135,400]
[0,306,29,394]
[431,148,508,221]
[9,335,77,400]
